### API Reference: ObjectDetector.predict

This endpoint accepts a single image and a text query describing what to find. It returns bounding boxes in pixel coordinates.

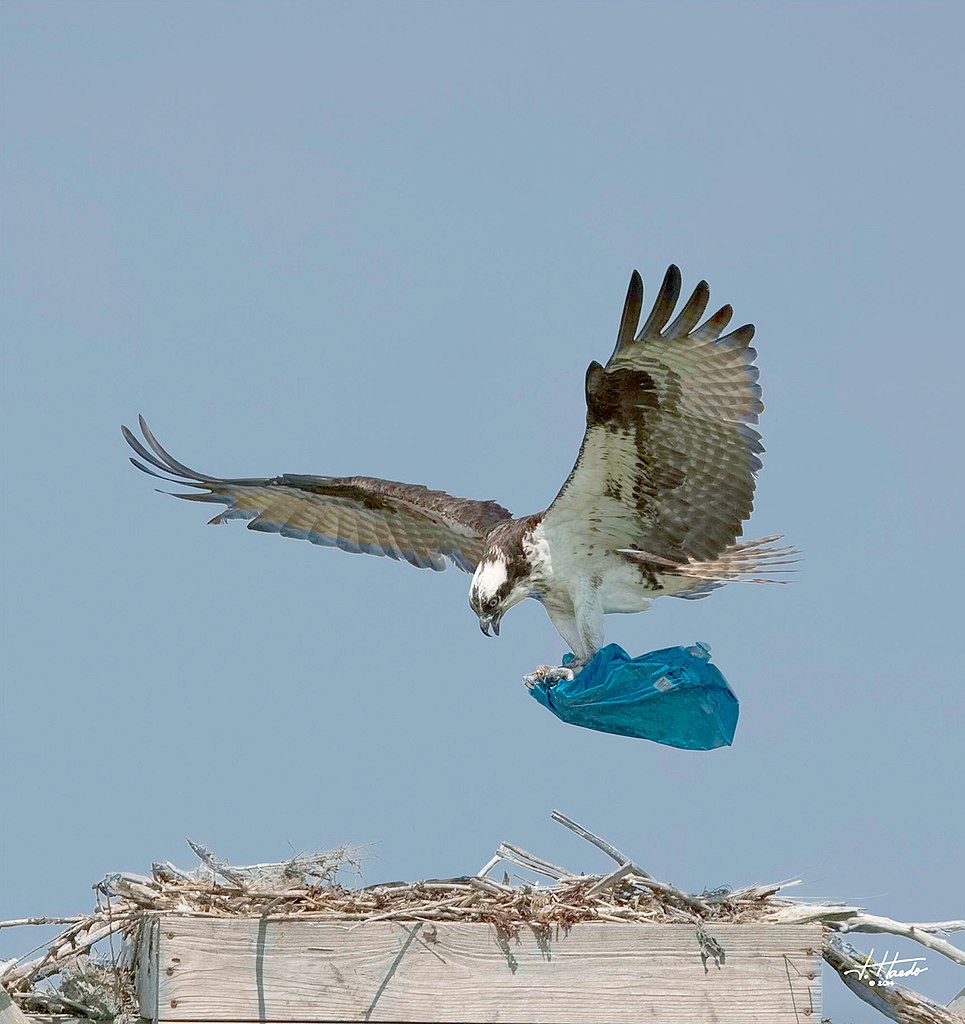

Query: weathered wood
[0,984,29,1024]
[823,940,965,1024]
[136,916,160,1024]
[138,918,822,1023]
[20,1016,89,1023]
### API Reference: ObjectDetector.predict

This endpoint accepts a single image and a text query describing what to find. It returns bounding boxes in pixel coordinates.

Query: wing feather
[636,264,681,340]
[609,270,644,361]
[123,420,512,572]
[664,280,709,337]
[691,304,733,341]
[544,266,765,564]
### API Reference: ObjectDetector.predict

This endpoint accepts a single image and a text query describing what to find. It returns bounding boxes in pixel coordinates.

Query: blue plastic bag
[528,642,738,750]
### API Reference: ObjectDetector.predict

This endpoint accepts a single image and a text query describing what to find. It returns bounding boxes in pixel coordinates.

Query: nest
[2,811,962,1023]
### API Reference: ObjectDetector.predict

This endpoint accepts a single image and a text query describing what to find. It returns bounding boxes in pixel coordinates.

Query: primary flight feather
[124,266,795,684]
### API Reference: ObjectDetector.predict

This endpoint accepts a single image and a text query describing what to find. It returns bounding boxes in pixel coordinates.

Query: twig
[15,989,99,1016]
[908,921,965,934]
[551,810,712,915]
[550,810,646,874]
[475,855,500,878]
[185,839,250,890]
[584,864,637,897]
[496,843,571,880]
[839,913,965,968]
[771,905,965,969]
[0,917,89,930]
[824,939,965,1024]
[469,876,514,896]
[719,879,801,902]
[1,915,133,991]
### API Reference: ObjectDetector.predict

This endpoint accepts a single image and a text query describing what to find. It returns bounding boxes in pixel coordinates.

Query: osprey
[124,266,793,685]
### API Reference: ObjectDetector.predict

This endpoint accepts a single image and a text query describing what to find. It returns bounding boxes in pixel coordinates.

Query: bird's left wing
[123,417,511,572]
[543,266,763,564]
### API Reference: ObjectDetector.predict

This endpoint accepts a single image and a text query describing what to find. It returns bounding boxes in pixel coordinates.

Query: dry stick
[256,895,289,918]
[1,915,132,991]
[497,843,571,880]
[354,894,474,927]
[475,854,501,878]
[557,873,605,886]
[347,903,436,929]
[584,863,637,898]
[0,917,89,930]
[595,912,633,924]
[551,810,713,916]
[496,851,559,882]
[772,903,965,968]
[824,940,965,1024]
[152,860,193,881]
[469,877,512,896]
[909,920,965,934]
[630,876,715,916]
[361,882,473,897]
[1,915,118,978]
[767,902,860,927]
[185,839,250,891]
[722,878,802,901]
[15,989,99,1017]
[550,810,647,874]
[837,913,965,968]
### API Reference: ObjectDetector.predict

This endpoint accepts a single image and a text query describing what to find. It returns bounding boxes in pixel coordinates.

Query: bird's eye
[486,597,499,611]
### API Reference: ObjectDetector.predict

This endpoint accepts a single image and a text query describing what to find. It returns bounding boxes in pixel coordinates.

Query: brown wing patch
[272,478,398,512]
[585,362,660,430]
[546,267,763,565]
[123,418,512,573]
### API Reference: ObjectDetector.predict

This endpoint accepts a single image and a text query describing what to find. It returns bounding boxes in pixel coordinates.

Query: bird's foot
[523,664,576,690]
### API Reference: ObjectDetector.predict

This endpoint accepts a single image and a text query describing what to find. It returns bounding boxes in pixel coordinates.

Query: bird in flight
[124,266,794,685]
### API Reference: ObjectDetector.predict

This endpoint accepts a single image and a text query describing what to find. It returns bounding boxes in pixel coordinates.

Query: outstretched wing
[123,416,512,572]
[543,266,763,564]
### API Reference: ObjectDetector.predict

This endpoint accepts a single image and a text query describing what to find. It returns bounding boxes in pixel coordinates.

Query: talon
[522,664,575,688]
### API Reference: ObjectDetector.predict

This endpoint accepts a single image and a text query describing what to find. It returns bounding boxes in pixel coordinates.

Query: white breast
[539,517,687,615]
[597,561,656,614]
[521,521,553,575]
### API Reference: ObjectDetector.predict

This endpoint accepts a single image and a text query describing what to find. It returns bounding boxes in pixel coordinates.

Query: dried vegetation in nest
[2,811,962,1023]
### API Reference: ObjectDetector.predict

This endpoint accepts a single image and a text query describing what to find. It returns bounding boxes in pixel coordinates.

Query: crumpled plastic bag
[528,641,738,749]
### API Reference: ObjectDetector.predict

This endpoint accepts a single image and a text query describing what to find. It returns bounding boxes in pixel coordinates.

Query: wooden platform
[135,917,823,1023]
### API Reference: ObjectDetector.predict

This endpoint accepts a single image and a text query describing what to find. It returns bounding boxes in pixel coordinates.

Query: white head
[468,542,532,637]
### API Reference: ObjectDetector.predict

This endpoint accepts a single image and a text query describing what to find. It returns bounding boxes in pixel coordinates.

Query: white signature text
[844,949,928,988]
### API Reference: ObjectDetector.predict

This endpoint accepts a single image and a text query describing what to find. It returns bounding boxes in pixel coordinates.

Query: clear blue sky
[2,2,962,1019]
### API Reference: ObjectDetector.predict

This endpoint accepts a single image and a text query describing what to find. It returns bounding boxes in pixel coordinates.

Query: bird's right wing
[123,417,512,572]
[543,266,764,565]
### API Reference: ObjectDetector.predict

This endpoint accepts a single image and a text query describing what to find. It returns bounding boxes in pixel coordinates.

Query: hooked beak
[478,613,502,637]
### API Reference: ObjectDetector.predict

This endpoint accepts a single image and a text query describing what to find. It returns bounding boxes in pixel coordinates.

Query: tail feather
[620,535,799,600]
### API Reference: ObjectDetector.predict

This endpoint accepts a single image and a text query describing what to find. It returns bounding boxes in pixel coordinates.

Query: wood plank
[136,916,160,1023]
[0,985,29,1024]
[143,918,822,1023]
